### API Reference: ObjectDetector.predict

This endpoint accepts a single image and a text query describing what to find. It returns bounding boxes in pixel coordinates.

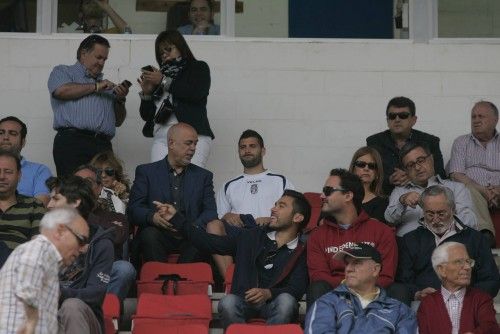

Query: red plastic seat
[132,293,212,331]
[137,262,213,297]
[223,263,235,294]
[132,323,208,334]
[226,323,303,334]
[102,293,120,333]
[304,192,322,233]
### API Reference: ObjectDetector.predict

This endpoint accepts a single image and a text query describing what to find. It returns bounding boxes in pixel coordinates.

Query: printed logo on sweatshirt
[97,272,111,284]
[324,241,375,254]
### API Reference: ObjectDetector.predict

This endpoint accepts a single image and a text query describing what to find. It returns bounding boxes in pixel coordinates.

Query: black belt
[57,127,112,141]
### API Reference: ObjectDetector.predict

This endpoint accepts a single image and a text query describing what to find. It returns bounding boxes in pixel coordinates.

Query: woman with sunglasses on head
[349,146,388,224]
[90,151,130,212]
[138,30,214,167]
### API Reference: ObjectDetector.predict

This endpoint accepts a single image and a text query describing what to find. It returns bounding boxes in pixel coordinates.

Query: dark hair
[0,149,21,171]
[155,30,195,66]
[238,129,264,148]
[77,34,110,61]
[46,175,96,219]
[474,101,499,118]
[73,164,102,185]
[0,116,27,139]
[283,189,311,232]
[399,142,431,166]
[386,96,416,116]
[348,146,384,196]
[190,0,214,11]
[90,151,130,189]
[329,168,364,214]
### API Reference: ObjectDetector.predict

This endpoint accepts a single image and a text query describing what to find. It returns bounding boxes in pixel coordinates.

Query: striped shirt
[441,286,466,334]
[0,235,62,334]
[448,132,500,186]
[0,194,46,249]
[48,61,116,137]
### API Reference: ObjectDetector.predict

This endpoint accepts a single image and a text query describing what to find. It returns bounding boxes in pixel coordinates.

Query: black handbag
[141,97,174,138]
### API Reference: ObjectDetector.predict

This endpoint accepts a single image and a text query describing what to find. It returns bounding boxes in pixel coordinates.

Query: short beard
[240,154,262,169]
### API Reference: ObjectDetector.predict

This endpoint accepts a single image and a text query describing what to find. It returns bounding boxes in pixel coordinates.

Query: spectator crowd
[0,31,499,334]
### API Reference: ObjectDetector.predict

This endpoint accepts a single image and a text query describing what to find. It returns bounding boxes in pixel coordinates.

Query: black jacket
[366,129,445,194]
[170,213,308,301]
[140,60,214,139]
[60,224,115,331]
[396,219,500,298]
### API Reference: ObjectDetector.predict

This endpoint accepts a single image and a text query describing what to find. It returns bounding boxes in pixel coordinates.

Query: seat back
[133,323,208,334]
[304,192,322,233]
[223,263,235,294]
[226,324,303,334]
[133,293,212,330]
[137,262,213,297]
[102,293,120,333]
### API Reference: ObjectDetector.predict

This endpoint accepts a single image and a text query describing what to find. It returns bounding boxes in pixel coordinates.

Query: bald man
[128,123,217,264]
[0,208,88,334]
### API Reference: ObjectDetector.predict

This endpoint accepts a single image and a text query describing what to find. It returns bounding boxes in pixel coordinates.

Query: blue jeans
[107,260,136,301]
[218,293,298,329]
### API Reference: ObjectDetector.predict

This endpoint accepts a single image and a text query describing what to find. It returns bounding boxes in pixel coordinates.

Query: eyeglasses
[387,112,411,120]
[353,161,377,170]
[65,225,89,246]
[443,258,475,268]
[322,186,346,196]
[96,167,115,177]
[424,210,450,221]
[404,155,430,170]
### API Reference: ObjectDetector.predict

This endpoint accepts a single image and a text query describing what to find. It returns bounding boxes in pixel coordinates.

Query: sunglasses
[322,186,346,196]
[65,225,89,246]
[387,112,411,120]
[96,167,115,177]
[353,161,377,170]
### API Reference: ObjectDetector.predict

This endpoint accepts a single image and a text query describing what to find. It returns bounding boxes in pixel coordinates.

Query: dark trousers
[135,226,204,263]
[53,129,112,176]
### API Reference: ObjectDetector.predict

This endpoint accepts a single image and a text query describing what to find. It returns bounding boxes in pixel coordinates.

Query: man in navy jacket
[128,123,217,263]
[160,189,311,329]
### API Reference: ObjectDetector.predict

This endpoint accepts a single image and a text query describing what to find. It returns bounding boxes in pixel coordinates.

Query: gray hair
[418,185,456,213]
[40,207,81,231]
[431,242,466,276]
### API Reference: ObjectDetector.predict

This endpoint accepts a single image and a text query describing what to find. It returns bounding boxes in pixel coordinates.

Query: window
[0,0,38,32]
[438,0,500,37]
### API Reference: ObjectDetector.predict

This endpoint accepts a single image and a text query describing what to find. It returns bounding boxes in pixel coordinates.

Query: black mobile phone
[141,65,154,72]
[122,80,132,88]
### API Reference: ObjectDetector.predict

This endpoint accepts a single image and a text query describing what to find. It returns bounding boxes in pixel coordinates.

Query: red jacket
[418,287,500,334]
[307,210,397,288]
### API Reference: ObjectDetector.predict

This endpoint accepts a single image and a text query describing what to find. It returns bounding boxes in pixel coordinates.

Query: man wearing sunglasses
[385,142,486,238]
[395,186,499,306]
[46,175,115,334]
[366,96,445,195]
[0,208,88,334]
[48,34,130,176]
[306,168,397,309]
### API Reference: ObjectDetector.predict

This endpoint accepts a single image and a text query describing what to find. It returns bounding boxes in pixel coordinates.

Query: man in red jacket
[417,242,500,334]
[306,168,397,308]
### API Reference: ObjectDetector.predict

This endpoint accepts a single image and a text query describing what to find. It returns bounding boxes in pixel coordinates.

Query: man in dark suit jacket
[128,123,217,262]
[366,96,445,195]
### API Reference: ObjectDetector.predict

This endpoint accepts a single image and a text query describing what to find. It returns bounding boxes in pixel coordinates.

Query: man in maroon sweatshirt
[306,168,397,309]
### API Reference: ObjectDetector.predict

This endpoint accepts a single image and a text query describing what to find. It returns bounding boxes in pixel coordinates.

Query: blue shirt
[177,24,220,35]
[17,158,52,198]
[48,62,116,136]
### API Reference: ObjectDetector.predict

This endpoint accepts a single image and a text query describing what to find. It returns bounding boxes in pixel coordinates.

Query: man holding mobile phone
[48,34,131,176]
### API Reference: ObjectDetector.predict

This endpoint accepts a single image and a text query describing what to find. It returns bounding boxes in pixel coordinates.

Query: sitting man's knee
[307,280,333,308]
[206,219,225,235]
[274,293,298,314]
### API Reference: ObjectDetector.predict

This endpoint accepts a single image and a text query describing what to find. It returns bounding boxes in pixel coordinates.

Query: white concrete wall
[1,34,499,194]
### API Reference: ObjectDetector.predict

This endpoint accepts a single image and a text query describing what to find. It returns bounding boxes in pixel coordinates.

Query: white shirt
[99,187,126,214]
[217,170,294,218]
